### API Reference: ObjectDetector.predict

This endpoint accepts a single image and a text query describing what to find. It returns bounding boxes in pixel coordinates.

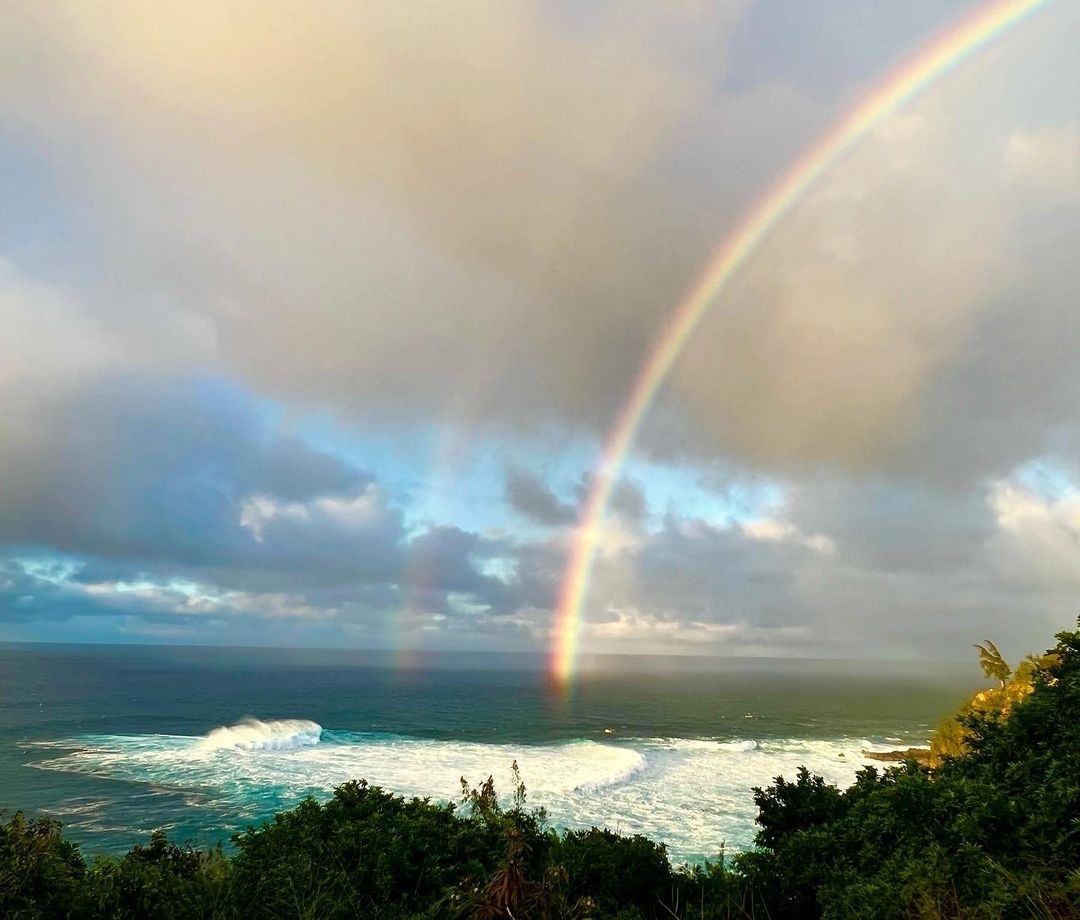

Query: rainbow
[549,0,1051,686]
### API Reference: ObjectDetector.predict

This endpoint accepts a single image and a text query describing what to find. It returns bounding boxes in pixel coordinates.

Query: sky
[1,0,1078,664]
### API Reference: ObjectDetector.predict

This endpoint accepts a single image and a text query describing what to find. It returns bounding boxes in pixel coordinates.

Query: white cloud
[989,480,1080,588]
[741,517,835,554]
[0,259,114,389]
[1004,122,1080,200]
[239,486,388,544]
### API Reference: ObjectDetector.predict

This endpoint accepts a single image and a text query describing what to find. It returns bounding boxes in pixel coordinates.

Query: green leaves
[975,639,1012,688]
[739,622,1080,919]
[0,813,85,919]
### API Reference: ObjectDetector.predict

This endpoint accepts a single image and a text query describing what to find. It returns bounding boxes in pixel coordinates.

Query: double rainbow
[550,0,1051,686]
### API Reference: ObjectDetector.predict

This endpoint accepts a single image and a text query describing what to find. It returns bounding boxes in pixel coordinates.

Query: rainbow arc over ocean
[549,0,1052,688]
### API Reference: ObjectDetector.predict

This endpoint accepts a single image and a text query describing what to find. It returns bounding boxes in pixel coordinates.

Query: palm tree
[975,640,1011,688]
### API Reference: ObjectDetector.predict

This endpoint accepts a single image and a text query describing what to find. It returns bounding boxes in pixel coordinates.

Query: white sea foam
[718,740,757,752]
[197,719,323,753]
[570,750,648,794]
[34,723,926,863]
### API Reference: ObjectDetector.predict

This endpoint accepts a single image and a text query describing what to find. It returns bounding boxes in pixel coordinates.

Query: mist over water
[0,645,977,864]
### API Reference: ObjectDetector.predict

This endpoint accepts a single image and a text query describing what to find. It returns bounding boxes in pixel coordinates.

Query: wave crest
[717,739,758,752]
[197,718,322,753]
[570,747,647,794]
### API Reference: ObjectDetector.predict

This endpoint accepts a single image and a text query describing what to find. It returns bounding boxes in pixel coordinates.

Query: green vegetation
[5,622,1080,918]
[929,642,1060,763]
[974,640,1011,688]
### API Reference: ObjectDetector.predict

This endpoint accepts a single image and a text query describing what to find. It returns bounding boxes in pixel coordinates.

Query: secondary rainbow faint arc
[549,0,1051,686]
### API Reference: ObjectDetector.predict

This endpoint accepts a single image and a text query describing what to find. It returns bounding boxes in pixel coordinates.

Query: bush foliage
[5,622,1080,918]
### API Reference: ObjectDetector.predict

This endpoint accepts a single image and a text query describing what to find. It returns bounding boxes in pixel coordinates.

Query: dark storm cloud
[407,526,511,601]
[569,474,648,524]
[0,364,557,635]
[238,436,370,504]
[608,480,648,524]
[0,373,520,627]
[503,470,643,529]
[0,558,164,623]
[592,518,812,630]
[784,479,996,575]
[0,374,369,565]
[505,468,577,526]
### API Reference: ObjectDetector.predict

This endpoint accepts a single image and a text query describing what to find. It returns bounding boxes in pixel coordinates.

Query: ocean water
[0,644,976,864]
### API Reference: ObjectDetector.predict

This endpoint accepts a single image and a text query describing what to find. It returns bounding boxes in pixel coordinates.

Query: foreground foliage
[5,622,1080,918]
[736,622,1080,919]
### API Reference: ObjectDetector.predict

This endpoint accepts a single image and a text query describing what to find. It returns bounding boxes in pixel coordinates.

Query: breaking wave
[32,720,924,863]
[570,748,647,794]
[197,719,323,753]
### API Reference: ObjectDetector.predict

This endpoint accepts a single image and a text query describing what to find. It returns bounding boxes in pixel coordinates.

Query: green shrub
[0,813,85,920]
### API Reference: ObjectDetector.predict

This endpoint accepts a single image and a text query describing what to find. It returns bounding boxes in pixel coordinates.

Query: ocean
[0,643,977,865]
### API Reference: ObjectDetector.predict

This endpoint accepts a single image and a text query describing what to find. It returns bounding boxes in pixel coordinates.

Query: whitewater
[1,645,972,863]
[29,717,915,863]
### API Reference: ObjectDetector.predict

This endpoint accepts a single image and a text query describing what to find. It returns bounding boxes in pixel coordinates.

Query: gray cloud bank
[5,1,1074,474]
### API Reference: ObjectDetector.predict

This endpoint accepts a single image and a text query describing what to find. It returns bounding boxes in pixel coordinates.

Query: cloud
[0,366,545,639]
[784,478,993,574]
[0,370,516,614]
[1004,122,1080,201]
[0,0,797,437]
[667,104,1007,474]
[600,478,650,525]
[0,259,114,390]
[989,480,1080,589]
[551,465,1080,660]
[2,1,1075,488]
[0,1,1078,658]
[0,373,373,567]
[3,439,1078,662]
[506,468,577,527]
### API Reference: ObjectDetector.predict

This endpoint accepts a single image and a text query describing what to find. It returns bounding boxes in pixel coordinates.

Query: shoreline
[862,746,932,764]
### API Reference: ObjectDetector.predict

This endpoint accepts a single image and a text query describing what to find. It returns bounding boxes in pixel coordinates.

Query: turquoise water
[0,644,976,864]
